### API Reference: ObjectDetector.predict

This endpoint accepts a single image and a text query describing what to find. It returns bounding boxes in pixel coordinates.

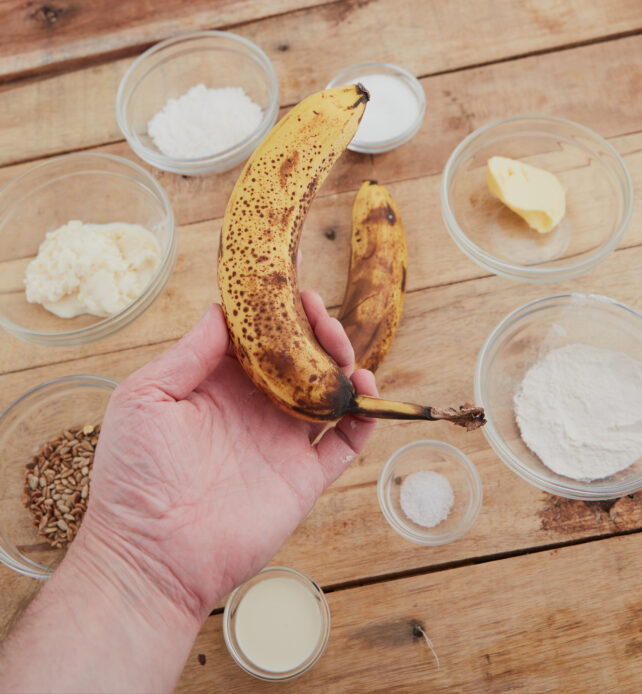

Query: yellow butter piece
[486,156,565,233]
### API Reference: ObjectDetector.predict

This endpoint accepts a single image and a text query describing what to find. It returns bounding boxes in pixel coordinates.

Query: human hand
[81,292,377,621]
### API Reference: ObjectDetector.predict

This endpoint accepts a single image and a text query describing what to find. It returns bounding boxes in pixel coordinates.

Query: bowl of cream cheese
[0,152,176,346]
[475,293,642,500]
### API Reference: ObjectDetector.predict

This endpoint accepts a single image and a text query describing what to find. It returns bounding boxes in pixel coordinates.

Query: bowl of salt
[378,440,482,545]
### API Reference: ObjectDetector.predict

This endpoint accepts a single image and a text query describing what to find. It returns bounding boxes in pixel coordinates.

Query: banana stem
[349,395,486,431]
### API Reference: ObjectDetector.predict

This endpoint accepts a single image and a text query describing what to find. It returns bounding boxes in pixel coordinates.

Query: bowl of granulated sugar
[116,31,279,175]
[377,440,482,545]
[326,62,425,154]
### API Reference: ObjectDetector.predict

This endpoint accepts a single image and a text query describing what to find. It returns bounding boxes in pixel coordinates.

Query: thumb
[123,304,231,401]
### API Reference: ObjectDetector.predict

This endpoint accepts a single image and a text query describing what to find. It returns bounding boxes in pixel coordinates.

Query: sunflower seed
[22,423,99,549]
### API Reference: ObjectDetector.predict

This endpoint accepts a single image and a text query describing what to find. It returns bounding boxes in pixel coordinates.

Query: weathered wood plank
[176,534,642,693]
[0,6,640,167]
[1,130,640,375]
[0,0,323,83]
[0,35,639,229]
[4,0,641,84]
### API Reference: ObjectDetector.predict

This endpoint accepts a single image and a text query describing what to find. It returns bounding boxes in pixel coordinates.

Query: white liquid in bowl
[234,576,322,672]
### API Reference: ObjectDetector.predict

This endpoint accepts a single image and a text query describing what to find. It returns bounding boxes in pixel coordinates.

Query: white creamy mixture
[24,220,161,318]
[514,344,642,481]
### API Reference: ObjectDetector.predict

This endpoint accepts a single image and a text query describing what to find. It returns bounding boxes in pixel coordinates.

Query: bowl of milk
[223,566,331,680]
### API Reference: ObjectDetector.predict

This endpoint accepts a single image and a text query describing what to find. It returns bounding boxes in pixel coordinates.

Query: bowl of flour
[475,293,642,500]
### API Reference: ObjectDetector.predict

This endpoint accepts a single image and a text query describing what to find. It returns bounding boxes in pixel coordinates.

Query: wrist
[0,515,204,694]
[64,514,208,635]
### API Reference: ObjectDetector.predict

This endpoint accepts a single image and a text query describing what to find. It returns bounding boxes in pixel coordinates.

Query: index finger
[301,290,354,377]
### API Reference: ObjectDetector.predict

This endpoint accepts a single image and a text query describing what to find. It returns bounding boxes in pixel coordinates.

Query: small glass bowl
[0,152,176,346]
[377,440,482,545]
[326,62,426,153]
[116,31,279,174]
[441,115,633,282]
[223,566,331,681]
[475,293,642,500]
[0,375,117,579]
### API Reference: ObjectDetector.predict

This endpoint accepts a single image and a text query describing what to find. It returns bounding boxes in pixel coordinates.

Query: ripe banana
[218,85,485,430]
[338,180,406,373]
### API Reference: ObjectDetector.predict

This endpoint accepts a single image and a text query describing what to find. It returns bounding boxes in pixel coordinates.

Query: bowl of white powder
[116,31,279,175]
[377,440,482,545]
[326,62,425,154]
[0,153,176,346]
[475,293,642,500]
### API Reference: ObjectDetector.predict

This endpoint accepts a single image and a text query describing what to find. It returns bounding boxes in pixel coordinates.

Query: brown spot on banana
[279,151,299,188]
[363,202,396,225]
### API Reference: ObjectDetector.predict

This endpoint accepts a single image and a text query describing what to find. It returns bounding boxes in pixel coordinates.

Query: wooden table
[1,1,642,691]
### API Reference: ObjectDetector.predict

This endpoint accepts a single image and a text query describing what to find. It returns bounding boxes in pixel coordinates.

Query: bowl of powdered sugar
[116,31,279,175]
[475,293,642,500]
[377,441,482,545]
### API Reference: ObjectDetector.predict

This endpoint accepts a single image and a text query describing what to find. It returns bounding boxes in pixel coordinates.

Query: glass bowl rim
[0,374,118,579]
[474,292,642,500]
[115,29,280,171]
[325,61,426,153]
[0,151,176,344]
[377,439,483,545]
[222,565,331,681]
[440,114,634,282]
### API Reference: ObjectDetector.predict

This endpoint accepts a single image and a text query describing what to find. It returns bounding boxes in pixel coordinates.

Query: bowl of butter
[0,153,176,346]
[440,115,633,282]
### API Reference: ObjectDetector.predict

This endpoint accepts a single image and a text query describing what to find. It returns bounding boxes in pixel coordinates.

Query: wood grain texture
[0,5,640,168]
[1,3,642,688]
[1,129,640,375]
[2,0,640,85]
[176,534,642,693]
[0,0,323,82]
[0,34,639,222]
[1,249,641,620]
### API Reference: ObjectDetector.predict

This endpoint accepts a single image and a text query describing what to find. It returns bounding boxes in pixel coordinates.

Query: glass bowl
[116,31,279,174]
[377,440,482,545]
[326,62,426,153]
[0,152,176,346]
[441,115,633,282]
[0,375,117,579]
[475,294,642,500]
[223,566,331,681]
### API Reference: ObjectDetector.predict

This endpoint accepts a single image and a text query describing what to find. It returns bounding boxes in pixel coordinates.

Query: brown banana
[338,180,407,373]
[217,85,485,430]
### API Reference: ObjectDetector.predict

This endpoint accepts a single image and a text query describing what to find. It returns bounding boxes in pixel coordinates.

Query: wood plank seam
[195,513,642,622]
[412,26,642,82]
[321,523,642,594]
[2,240,640,378]
[3,29,641,169]
[4,17,641,91]
[0,0,342,86]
